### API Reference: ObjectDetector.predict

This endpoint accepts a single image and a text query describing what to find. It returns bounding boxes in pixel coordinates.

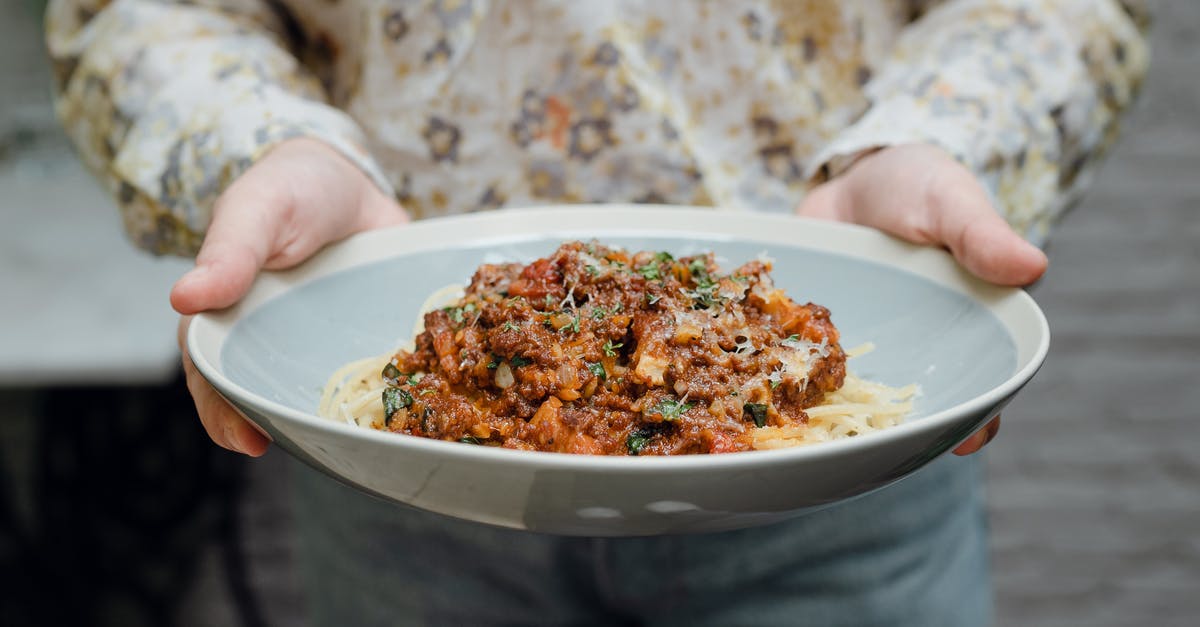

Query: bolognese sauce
[376,242,847,455]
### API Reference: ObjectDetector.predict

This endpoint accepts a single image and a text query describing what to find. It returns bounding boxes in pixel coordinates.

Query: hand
[797,143,1047,456]
[171,138,408,456]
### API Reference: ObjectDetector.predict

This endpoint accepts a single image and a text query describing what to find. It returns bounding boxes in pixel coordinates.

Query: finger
[794,179,848,221]
[929,179,1048,287]
[177,318,269,456]
[171,189,282,315]
[953,415,1001,456]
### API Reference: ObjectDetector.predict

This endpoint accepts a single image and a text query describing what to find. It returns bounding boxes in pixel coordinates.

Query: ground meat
[383,241,846,455]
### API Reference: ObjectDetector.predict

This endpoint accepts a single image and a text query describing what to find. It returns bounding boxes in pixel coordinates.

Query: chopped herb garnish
[510,355,532,368]
[557,312,581,334]
[626,425,660,455]
[637,263,661,280]
[585,265,599,277]
[486,356,500,369]
[654,251,675,264]
[648,397,694,421]
[381,362,402,382]
[731,274,749,284]
[502,321,520,332]
[587,361,607,381]
[743,403,769,428]
[459,436,484,445]
[646,293,662,305]
[602,340,623,357]
[769,379,782,390]
[382,387,414,424]
[543,294,556,308]
[591,306,609,320]
[419,389,436,396]
[407,373,423,386]
[444,302,476,324]
[685,278,724,310]
[781,334,813,350]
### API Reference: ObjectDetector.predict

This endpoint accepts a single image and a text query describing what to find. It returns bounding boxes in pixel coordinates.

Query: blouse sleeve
[807,0,1150,245]
[46,0,393,255]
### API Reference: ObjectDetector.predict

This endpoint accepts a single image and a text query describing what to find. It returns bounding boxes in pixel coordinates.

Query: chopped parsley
[502,321,520,332]
[585,264,599,277]
[654,251,675,264]
[625,425,660,455]
[443,302,477,324]
[743,403,769,428]
[591,306,609,320]
[648,397,693,421]
[406,373,423,386]
[382,387,414,425]
[645,292,662,305]
[419,389,436,396]
[557,312,581,334]
[587,361,607,381]
[685,281,722,310]
[602,340,623,357]
[684,264,725,309]
[637,263,661,280]
[510,355,533,368]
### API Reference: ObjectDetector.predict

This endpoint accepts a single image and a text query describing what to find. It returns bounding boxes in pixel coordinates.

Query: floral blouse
[46,0,1148,256]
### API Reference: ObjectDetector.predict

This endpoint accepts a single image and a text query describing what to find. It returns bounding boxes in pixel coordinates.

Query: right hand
[171,138,408,456]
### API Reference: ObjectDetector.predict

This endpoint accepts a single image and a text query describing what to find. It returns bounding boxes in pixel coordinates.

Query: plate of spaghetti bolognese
[188,206,1048,535]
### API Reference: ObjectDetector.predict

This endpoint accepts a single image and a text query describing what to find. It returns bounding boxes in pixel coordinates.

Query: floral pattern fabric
[46,0,1149,255]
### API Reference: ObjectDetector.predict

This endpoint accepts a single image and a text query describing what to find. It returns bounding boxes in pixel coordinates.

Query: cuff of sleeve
[111,80,393,256]
[805,97,979,186]
[804,97,1063,247]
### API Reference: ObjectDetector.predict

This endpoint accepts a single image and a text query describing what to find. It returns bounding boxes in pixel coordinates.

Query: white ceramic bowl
[188,206,1049,535]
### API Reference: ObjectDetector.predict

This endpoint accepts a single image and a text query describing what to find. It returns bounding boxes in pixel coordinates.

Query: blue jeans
[291,454,990,626]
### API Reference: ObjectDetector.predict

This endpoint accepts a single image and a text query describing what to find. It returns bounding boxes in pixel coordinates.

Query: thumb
[170,187,283,315]
[929,178,1048,287]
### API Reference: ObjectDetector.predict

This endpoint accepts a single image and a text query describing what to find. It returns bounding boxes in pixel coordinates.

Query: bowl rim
[188,204,1050,473]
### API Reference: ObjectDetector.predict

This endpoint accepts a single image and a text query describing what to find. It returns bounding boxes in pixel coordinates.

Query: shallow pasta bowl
[188,205,1049,536]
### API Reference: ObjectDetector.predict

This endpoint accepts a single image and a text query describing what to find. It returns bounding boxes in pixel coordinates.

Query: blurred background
[1,1,1196,625]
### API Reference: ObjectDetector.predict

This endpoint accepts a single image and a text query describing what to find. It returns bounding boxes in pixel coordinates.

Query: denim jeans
[291,454,990,626]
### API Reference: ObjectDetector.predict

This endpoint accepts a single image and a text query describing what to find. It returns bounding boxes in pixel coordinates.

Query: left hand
[797,143,1047,455]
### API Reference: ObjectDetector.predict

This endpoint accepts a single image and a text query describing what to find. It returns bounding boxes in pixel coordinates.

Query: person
[46,1,1148,624]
